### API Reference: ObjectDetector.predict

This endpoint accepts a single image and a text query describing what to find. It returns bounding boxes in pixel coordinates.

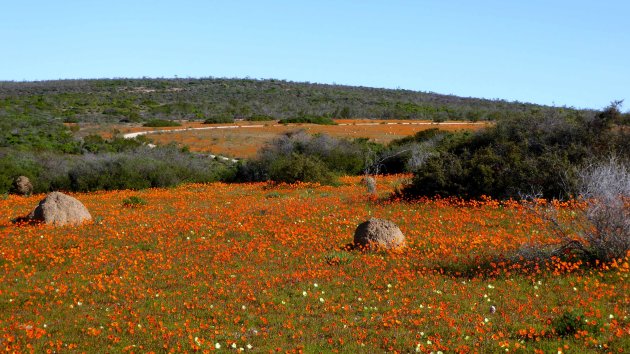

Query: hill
[1,78,626,197]
[0,77,588,123]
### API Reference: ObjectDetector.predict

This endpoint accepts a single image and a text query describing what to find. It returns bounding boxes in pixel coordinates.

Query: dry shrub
[518,156,629,263]
[578,156,630,261]
[362,175,377,195]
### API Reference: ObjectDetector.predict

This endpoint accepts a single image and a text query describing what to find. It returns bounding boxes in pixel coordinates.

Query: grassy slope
[1,176,627,352]
[0,78,580,124]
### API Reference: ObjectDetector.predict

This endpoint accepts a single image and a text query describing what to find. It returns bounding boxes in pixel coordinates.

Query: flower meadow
[0,176,628,353]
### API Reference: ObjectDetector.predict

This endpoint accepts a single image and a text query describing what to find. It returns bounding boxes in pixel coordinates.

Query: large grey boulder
[353,217,405,249]
[28,192,92,226]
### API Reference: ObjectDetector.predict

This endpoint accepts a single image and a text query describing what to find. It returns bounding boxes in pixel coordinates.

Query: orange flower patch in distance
[80,119,490,158]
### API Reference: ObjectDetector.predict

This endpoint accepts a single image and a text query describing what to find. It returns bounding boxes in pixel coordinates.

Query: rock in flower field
[0,175,628,353]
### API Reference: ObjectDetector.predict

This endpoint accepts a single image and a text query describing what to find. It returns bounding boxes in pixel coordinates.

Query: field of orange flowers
[75,120,489,159]
[1,175,628,353]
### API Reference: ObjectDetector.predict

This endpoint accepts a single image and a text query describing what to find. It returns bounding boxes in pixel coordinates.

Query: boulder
[28,192,92,226]
[14,176,33,196]
[353,217,405,249]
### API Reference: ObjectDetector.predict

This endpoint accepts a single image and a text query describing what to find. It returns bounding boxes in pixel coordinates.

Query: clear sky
[1,0,628,109]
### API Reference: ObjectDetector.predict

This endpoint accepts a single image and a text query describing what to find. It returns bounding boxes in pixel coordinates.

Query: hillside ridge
[0,77,586,123]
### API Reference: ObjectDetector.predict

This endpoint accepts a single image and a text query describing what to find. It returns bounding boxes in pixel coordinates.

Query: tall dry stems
[518,156,629,263]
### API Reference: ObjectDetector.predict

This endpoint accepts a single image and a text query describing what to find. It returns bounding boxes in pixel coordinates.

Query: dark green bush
[268,153,336,184]
[552,311,586,337]
[203,116,235,124]
[402,105,629,200]
[247,115,275,121]
[143,119,182,127]
[233,131,376,183]
[278,115,336,125]
[0,152,41,194]
[0,113,81,153]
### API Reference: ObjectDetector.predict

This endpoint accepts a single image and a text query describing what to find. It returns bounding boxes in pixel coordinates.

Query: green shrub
[403,104,629,200]
[247,115,275,121]
[0,146,233,194]
[122,196,148,207]
[324,250,355,265]
[203,116,235,124]
[233,131,377,183]
[0,152,41,194]
[63,117,79,123]
[0,113,81,153]
[81,134,147,153]
[268,153,336,184]
[143,119,182,127]
[552,311,585,337]
[390,128,446,146]
[278,115,336,125]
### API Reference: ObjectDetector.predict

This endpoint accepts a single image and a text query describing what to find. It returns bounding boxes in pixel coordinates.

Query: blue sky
[1,0,628,109]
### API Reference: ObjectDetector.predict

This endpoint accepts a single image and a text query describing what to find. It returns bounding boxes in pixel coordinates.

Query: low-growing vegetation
[246,114,275,121]
[233,130,380,183]
[203,116,235,124]
[5,78,610,123]
[122,195,148,208]
[278,115,336,125]
[0,144,233,194]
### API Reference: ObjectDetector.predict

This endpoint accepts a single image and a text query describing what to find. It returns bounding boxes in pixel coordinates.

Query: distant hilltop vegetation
[0,77,593,123]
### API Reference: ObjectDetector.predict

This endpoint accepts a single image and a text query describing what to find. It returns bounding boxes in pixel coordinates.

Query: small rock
[14,176,33,196]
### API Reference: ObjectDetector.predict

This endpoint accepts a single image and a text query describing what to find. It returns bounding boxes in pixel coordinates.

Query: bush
[278,115,336,125]
[0,114,81,153]
[324,250,355,265]
[81,134,147,153]
[268,153,336,184]
[552,311,586,337]
[0,152,41,194]
[203,116,235,124]
[0,146,233,194]
[575,156,629,261]
[403,105,629,200]
[68,147,232,191]
[517,156,629,264]
[143,119,182,127]
[233,131,376,183]
[247,115,275,122]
